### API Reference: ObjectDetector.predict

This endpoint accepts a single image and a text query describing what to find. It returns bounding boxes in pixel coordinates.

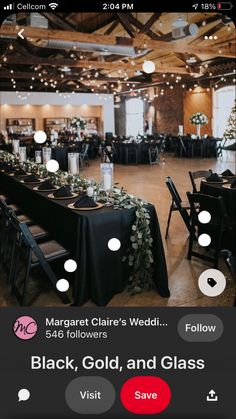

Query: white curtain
[213,85,235,138]
[126,98,144,136]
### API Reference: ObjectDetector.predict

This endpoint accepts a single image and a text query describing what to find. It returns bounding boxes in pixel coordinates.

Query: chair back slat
[189,170,212,193]
[166,176,182,205]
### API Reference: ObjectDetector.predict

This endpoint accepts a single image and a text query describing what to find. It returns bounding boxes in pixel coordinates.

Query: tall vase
[196,124,201,138]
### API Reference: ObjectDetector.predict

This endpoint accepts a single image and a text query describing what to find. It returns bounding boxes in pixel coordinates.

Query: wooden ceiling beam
[40,13,77,31]
[139,13,162,34]
[0,70,126,83]
[104,20,119,35]
[0,25,234,58]
[4,55,190,75]
[127,14,161,40]
[116,14,135,38]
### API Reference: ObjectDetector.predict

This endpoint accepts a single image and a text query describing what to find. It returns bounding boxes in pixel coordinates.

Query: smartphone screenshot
[0,0,235,417]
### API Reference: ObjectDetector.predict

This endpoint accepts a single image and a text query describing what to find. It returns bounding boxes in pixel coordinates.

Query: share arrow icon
[18,29,25,39]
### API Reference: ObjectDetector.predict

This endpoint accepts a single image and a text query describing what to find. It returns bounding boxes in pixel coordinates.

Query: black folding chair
[165,176,192,238]
[221,249,236,306]
[0,199,47,282]
[79,143,89,167]
[7,209,71,306]
[189,170,212,193]
[148,145,159,165]
[186,192,231,268]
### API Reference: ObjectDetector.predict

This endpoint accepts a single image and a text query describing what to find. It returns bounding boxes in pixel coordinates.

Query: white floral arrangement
[189,112,208,126]
[70,116,87,130]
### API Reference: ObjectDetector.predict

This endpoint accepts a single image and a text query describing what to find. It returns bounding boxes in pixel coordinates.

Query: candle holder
[100,163,113,206]
[42,147,52,164]
[19,146,27,162]
[68,152,79,175]
[12,139,20,155]
[35,150,42,164]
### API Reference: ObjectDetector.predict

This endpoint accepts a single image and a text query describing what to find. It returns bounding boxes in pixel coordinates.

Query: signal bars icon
[4,3,14,10]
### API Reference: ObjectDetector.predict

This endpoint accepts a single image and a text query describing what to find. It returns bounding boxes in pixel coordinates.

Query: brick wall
[149,86,184,135]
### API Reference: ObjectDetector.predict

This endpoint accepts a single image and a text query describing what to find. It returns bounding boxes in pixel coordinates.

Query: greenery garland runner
[0,151,154,294]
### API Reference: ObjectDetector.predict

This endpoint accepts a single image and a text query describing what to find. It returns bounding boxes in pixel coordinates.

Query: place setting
[201,172,228,185]
[33,179,59,192]
[48,185,78,200]
[20,174,45,184]
[13,168,29,177]
[68,195,104,211]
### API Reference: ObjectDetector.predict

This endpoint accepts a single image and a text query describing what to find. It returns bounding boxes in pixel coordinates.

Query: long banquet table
[0,172,170,305]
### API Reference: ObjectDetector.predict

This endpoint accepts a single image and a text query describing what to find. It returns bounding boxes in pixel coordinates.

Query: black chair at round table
[186,192,231,268]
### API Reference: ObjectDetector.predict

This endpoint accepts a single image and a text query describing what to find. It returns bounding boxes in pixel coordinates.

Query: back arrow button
[18,29,25,39]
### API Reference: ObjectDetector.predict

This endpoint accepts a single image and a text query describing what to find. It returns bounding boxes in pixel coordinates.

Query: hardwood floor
[0,150,235,307]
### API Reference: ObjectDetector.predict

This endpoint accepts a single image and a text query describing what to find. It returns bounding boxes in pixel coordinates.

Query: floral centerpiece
[189,112,208,138]
[70,116,87,131]
[0,151,155,295]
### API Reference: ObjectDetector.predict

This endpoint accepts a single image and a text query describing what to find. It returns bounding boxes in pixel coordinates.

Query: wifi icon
[49,2,58,9]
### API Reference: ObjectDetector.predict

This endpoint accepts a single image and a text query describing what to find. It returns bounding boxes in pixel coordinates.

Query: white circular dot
[64,259,77,273]
[198,233,211,247]
[34,130,47,144]
[142,60,155,74]
[56,279,69,292]
[198,210,211,224]
[46,159,59,173]
[108,238,121,251]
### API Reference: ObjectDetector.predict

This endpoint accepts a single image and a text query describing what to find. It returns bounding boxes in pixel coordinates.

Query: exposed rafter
[4,56,190,74]
[0,25,234,58]
[116,14,136,38]
[139,13,162,34]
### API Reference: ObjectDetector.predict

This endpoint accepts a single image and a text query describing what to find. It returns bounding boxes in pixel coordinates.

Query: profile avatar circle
[13,316,38,340]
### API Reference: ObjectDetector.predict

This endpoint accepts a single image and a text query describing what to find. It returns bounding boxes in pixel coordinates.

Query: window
[126,98,144,137]
[213,86,235,138]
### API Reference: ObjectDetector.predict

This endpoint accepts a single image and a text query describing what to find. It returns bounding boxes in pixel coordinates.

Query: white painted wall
[0,92,115,134]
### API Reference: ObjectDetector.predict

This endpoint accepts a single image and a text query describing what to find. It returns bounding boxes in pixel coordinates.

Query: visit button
[120,376,171,414]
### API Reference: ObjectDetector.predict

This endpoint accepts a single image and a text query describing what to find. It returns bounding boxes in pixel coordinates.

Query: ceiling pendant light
[142,60,155,74]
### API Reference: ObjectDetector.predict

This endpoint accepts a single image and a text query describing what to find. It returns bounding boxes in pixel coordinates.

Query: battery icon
[217,2,233,10]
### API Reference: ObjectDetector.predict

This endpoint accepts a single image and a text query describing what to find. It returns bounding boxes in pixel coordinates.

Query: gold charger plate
[20,178,44,184]
[48,192,78,200]
[223,183,235,189]
[202,178,228,185]
[222,175,236,180]
[33,185,59,192]
[68,202,104,211]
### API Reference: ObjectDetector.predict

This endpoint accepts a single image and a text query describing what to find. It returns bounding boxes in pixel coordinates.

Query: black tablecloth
[28,141,99,170]
[0,172,170,305]
[113,143,151,164]
[201,181,236,255]
[174,137,220,158]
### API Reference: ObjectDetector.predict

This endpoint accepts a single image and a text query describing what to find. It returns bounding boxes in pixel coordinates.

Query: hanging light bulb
[142,60,155,74]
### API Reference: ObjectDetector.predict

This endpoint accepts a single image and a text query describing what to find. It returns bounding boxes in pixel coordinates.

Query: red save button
[120,376,171,414]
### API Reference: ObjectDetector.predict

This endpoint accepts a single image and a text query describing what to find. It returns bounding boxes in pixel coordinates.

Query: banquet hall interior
[0,11,235,308]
